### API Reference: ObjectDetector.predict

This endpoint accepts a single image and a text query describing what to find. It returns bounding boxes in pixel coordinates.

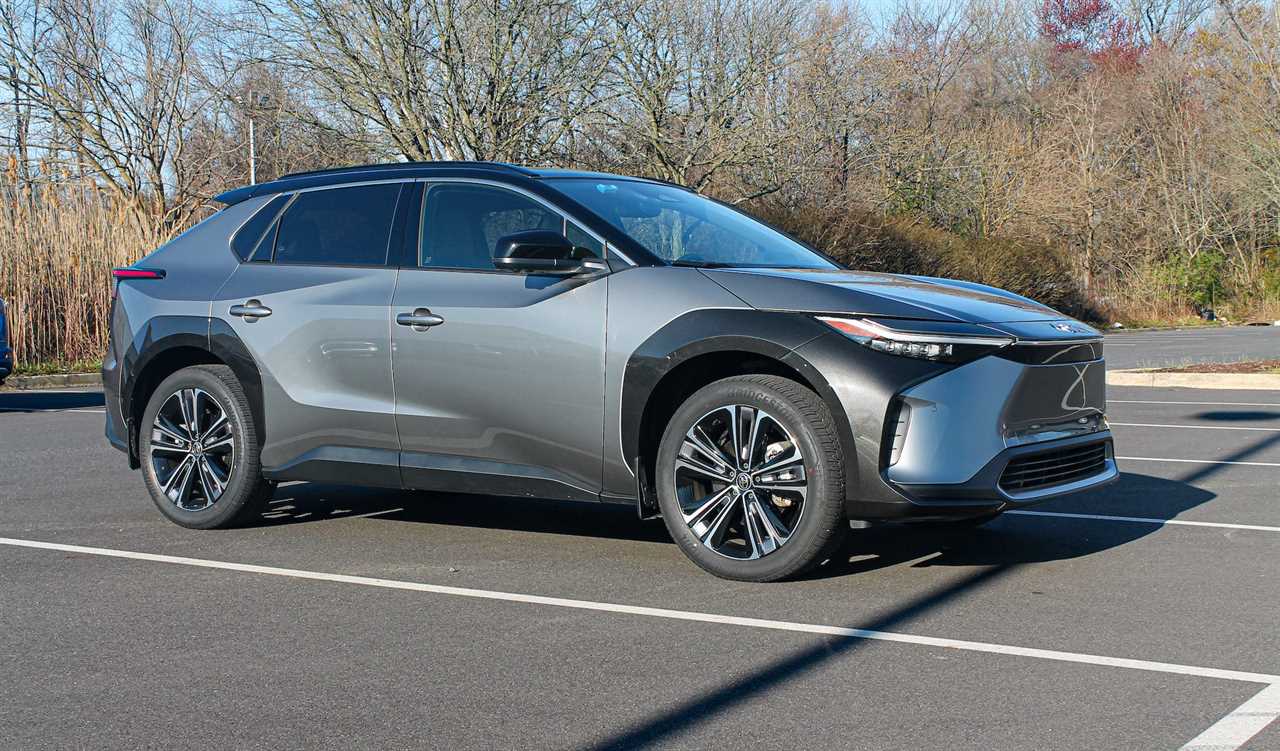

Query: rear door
[212,181,409,485]
[390,179,610,500]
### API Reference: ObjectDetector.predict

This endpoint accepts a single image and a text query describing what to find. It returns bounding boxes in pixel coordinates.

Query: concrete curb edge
[1107,370,1280,391]
[2,373,102,390]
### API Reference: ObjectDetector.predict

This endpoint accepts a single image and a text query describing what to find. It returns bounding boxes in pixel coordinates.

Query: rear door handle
[396,308,445,330]
[229,300,272,319]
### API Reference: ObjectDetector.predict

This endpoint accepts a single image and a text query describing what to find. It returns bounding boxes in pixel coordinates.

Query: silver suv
[104,162,1116,581]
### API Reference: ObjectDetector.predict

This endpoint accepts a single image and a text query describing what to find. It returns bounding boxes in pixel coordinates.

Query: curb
[1107,370,1280,391]
[2,373,102,390]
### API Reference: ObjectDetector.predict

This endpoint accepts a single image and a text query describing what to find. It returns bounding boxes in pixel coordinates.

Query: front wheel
[139,364,272,529]
[655,375,848,582]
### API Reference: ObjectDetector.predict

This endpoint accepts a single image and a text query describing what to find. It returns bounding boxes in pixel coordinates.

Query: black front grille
[999,441,1108,493]
[999,340,1102,364]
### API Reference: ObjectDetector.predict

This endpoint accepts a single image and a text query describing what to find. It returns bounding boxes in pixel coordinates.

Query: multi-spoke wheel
[149,388,235,510]
[656,375,847,582]
[675,405,807,560]
[139,365,272,529]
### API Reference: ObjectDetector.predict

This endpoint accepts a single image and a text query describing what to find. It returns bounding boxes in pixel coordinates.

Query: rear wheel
[655,375,847,582]
[139,365,272,529]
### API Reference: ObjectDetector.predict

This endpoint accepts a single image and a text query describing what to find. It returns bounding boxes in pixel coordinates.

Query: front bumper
[790,331,1115,522]
[880,432,1118,521]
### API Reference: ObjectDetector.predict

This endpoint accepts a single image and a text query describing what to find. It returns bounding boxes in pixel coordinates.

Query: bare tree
[241,0,615,163]
[599,0,810,200]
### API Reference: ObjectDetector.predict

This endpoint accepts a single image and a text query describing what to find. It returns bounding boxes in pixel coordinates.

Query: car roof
[212,161,674,206]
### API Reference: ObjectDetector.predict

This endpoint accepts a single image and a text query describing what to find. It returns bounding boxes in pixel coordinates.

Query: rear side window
[230,194,290,261]
[274,184,401,266]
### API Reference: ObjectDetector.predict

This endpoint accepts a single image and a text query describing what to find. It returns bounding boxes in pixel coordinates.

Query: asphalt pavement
[1,328,1278,750]
[1104,325,1280,369]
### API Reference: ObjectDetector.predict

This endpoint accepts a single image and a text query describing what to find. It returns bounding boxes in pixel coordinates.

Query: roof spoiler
[214,185,258,206]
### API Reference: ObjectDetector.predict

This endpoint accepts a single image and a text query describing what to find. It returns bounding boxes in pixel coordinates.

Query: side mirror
[492,230,605,275]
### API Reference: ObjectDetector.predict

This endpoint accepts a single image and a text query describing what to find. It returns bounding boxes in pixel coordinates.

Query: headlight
[816,316,1013,363]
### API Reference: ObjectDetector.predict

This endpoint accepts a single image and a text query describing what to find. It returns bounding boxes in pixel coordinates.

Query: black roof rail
[278,161,535,180]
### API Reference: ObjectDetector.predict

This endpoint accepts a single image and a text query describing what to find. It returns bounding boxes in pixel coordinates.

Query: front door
[390,180,609,500]
[212,181,407,485]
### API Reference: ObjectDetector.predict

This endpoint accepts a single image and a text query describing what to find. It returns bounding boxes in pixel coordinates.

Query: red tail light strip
[111,268,166,280]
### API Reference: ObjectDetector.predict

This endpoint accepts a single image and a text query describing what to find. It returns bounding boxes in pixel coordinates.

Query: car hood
[702,268,1072,325]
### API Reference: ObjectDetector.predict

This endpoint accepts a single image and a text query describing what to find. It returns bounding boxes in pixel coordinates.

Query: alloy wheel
[673,404,808,560]
[149,388,235,511]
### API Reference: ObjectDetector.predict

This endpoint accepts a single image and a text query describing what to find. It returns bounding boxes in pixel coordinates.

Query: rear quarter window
[230,194,291,261]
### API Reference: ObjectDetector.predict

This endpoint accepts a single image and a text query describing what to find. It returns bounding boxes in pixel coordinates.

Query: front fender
[619,309,860,501]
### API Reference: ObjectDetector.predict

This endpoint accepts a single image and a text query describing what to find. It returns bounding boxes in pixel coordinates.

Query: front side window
[419,183,596,269]
[547,179,836,269]
[273,183,401,266]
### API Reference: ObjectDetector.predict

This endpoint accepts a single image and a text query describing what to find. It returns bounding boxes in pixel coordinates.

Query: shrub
[756,202,1095,319]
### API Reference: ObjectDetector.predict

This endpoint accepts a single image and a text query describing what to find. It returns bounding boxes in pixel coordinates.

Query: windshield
[547,179,837,269]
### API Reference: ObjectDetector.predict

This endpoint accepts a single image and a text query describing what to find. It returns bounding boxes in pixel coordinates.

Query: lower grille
[999,441,1108,493]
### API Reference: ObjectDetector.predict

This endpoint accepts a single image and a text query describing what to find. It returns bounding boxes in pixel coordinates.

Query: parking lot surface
[2,328,1279,749]
[1104,325,1280,369]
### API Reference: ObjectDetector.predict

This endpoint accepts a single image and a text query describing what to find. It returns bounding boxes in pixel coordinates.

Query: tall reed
[0,169,169,370]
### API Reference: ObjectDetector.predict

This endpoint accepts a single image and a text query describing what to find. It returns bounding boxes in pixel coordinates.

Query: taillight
[111,267,166,280]
[111,267,165,299]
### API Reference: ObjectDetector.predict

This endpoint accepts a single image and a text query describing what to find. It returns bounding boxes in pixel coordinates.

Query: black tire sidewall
[139,366,260,529]
[655,376,845,582]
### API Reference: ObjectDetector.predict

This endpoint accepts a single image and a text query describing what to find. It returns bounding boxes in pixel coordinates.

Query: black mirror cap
[493,230,603,274]
[495,230,578,260]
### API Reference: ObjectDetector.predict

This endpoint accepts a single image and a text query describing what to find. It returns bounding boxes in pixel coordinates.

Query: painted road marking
[1180,683,1280,751]
[1110,422,1280,432]
[1119,456,1280,468]
[0,535,1275,686]
[1006,510,1280,534]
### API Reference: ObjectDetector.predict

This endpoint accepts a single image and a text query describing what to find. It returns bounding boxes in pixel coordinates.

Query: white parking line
[0,535,1276,687]
[1119,456,1280,468]
[1111,400,1280,407]
[1110,422,1280,432]
[1181,683,1280,751]
[1006,510,1280,534]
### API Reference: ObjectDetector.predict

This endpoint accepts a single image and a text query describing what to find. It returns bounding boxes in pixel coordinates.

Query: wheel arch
[621,310,858,513]
[121,317,264,468]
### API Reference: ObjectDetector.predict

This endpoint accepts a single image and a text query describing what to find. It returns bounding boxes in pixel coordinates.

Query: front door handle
[396,308,445,331]
[230,300,272,319]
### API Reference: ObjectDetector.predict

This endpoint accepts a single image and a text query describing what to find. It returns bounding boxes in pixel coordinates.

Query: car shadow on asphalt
[0,390,104,411]
[257,470,1213,576]
[258,483,676,544]
[257,429,1278,582]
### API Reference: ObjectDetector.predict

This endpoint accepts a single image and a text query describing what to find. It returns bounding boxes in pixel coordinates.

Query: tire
[655,375,847,582]
[139,364,272,529]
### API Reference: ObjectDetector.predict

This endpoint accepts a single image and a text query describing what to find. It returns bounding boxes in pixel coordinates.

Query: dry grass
[1,175,169,370]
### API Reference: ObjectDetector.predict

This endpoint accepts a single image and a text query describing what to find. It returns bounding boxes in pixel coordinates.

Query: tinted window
[274,184,401,266]
[566,220,604,256]
[230,194,290,261]
[547,179,835,269]
[420,184,568,269]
